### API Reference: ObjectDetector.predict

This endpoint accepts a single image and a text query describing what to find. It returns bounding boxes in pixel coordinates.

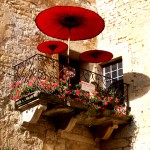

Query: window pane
[118,62,122,68]
[112,71,117,78]
[112,78,117,84]
[105,66,110,72]
[105,73,111,78]
[118,69,123,76]
[112,64,117,70]
[106,80,111,87]
[119,76,123,81]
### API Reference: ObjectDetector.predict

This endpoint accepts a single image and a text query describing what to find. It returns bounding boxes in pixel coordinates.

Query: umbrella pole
[67,37,70,65]
[67,29,72,65]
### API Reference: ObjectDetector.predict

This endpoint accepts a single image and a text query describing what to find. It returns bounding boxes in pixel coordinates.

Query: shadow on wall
[124,72,150,101]
[61,48,81,61]
[100,120,139,150]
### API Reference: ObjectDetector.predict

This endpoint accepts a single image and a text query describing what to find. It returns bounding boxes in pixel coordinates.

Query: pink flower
[86,93,90,98]
[40,80,46,85]
[74,98,79,101]
[94,91,98,95]
[90,90,95,94]
[98,106,102,109]
[16,90,20,95]
[15,81,21,88]
[104,102,108,106]
[15,95,20,100]
[114,105,119,109]
[113,113,117,116]
[29,78,36,82]
[21,80,25,83]
[63,75,66,79]
[61,94,66,98]
[82,100,86,104]
[28,83,33,87]
[53,83,58,88]
[110,96,114,100]
[12,97,16,100]
[67,91,71,95]
[63,67,67,73]
[91,103,95,107]
[115,98,119,103]
[98,96,102,100]
[63,80,66,84]
[75,89,80,96]
[9,84,14,88]
[79,81,82,85]
[46,85,51,90]
[108,96,111,101]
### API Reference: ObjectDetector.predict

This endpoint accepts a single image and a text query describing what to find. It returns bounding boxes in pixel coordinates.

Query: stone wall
[0,0,100,149]
[1,0,150,149]
[96,0,150,149]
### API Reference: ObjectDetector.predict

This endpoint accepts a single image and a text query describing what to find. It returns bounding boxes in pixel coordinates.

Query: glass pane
[112,78,117,83]
[112,71,117,78]
[105,73,111,78]
[118,62,122,68]
[119,76,123,81]
[105,66,110,72]
[118,69,123,76]
[106,80,111,88]
[112,64,117,70]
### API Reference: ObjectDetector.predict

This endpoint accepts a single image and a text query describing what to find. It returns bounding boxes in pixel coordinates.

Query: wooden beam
[102,124,118,140]
[42,107,73,116]
[62,113,83,132]
[78,117,111,126]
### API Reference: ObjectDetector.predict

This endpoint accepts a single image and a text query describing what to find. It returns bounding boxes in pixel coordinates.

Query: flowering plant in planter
[10,78,37,100]
[10,76,127,117]
[71,82,126,117]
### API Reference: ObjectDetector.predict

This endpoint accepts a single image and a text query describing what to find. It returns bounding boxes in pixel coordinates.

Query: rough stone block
[124,147,132,150]
[42,143,55,150]
[83,129,93,138]
[101,139,129,150]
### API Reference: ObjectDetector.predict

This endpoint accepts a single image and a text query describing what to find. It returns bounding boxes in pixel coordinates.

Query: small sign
[81,81,95,93]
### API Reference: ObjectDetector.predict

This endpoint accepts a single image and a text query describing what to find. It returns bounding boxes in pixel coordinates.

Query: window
[103,59,123,87]
[102,59,124,102]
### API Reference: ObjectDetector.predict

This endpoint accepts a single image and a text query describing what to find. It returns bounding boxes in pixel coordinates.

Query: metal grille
[13,54,59,87]
[12,54,129,114]
[80,68,129,109]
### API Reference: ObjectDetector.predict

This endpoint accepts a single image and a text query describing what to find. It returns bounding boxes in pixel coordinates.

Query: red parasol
[35,6,105,41]
[37,41,68,54]
[79,50,113,63]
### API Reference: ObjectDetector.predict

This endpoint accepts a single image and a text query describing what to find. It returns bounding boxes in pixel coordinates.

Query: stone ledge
[14,91,132,140]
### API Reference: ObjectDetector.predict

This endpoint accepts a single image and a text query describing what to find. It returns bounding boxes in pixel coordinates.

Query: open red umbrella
[35,6,105,41]
[37,41,68,54]
[79,50,113,63]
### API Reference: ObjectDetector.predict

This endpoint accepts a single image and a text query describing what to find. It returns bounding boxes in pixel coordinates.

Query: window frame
[102,58,123,88]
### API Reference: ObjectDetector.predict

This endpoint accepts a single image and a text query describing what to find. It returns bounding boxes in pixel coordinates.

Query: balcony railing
[13,54,59,84]
[12,54,129,115]
[80,68,129,105]
[10,54,132,140]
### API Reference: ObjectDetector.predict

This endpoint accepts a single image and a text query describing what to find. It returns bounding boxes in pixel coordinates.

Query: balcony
[11,54,131,140]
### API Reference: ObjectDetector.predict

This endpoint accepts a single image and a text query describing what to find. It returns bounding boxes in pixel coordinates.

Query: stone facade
[96,0,150,149]
[0,0,99,149]
[0,0,150,150]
